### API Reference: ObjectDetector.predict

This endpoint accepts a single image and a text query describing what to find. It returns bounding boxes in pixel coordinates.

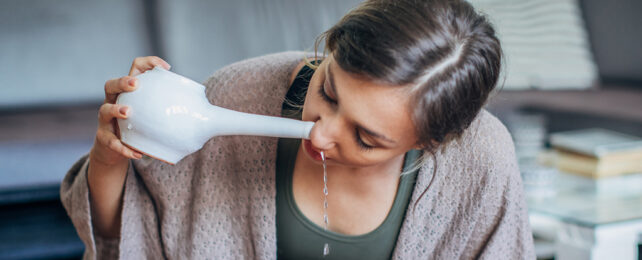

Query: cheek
[300,98,314,122]
[301,88,322,122]
[341,153,379,166]
[334,150,401,168]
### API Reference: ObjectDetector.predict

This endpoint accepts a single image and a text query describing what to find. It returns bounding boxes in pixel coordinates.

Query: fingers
[94,56,167,162]
[103,56,170,103]
[98,103,129,124]
[93,56,169,161]
[104,76,137,104]
[96,103,142,159]
[129,56,171,76]
[96,127,143,160]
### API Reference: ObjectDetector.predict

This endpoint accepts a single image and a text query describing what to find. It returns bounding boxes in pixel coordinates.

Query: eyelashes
[317,81,336,104]
[317,81,375,151]
[355,128,375,151]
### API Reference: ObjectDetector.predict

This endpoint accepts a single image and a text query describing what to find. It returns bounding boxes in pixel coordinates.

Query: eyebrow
[326,63,397,145]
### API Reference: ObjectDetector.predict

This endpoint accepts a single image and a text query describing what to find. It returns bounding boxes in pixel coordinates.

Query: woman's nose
[309,118,339,151]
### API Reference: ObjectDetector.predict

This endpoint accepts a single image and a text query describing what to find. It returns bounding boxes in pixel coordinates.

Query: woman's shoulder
[289,60,308,86]
[442,109,517,177]
[468,109,513,151]
[202,51,311,114]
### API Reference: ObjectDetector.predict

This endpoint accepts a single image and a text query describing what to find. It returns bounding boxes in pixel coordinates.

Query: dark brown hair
[316,0,502,152]
[313,0,503,208]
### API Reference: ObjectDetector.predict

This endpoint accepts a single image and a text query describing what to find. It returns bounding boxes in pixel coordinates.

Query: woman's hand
[89,56,171,167]
[87,56,170,238]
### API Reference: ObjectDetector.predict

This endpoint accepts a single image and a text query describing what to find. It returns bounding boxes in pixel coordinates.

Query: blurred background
[0,0,641,259]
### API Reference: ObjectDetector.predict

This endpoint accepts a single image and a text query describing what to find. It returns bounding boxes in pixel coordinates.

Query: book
[549,128,642,178]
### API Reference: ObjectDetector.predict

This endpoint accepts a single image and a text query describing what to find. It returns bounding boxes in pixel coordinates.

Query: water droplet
[127,123,133,130]
[323,243,330,257]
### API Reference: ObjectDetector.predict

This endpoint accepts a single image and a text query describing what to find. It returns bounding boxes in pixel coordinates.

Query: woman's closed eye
[355,129,375,151]
[317,81,376,151]
[317,81,337,105]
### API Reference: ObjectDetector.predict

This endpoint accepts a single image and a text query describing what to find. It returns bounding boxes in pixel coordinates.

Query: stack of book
[550,128,642,178]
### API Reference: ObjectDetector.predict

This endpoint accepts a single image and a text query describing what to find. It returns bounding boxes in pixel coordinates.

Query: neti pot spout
[116,67,314,165]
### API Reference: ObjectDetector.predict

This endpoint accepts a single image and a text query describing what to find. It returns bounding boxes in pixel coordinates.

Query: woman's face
[302,55,419,169]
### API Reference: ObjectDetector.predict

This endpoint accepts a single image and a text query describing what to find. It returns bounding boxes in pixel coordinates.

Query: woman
[62,0,534,259]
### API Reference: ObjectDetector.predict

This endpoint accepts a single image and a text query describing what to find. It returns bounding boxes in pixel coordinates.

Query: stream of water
[320,151,330,257]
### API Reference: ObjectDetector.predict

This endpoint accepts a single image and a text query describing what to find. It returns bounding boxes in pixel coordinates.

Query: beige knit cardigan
[61,51,535,259]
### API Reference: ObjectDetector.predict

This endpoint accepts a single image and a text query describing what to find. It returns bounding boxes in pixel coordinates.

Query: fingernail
[128,78,137,87]
[119,106,129,116]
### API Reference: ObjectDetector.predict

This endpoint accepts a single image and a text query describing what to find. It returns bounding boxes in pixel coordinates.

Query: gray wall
[0,0,361,109]
[0,0,154,108]
[1,0,640,109]
[157,0,361,82]
[580,0,642,84]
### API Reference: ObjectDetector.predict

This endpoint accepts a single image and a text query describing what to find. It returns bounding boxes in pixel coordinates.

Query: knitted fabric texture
[61,51,535,259]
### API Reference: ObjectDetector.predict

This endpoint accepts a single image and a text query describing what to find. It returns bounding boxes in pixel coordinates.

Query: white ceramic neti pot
[116,67,314,164]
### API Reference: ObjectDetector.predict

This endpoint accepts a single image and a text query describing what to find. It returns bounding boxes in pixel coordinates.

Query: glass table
[526,168,642,260]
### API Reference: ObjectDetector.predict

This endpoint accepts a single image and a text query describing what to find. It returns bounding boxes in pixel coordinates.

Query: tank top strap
[282,60,320,112]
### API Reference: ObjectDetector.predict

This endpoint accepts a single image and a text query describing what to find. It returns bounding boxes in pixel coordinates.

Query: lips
[303,139,323,161]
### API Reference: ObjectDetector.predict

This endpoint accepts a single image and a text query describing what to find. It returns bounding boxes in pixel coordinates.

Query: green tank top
[275,64,420,259]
